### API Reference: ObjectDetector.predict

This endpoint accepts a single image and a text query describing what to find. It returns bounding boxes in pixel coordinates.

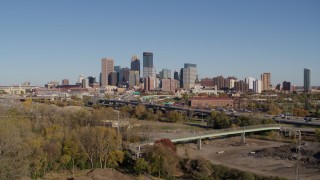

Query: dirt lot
[177,137,320,180]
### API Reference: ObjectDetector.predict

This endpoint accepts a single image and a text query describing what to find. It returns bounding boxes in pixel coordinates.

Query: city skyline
[0,1,319,86]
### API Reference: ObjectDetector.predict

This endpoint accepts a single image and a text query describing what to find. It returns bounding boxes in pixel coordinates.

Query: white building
[253,79,262,94]
[245,77,256,90]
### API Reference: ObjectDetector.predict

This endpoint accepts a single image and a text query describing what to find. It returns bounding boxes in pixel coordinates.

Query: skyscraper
[131,55,140,77]
[101,58,114,87]
[174,71,179,81]
[182,63,197,89]
[253,79,262,94]
[119,67,130,86]
[143,52,156,78]
[245,77,255,90]
[261,73,271,91]
[160,68,171,79]
[304,68,311,92]
[129,70,140,88]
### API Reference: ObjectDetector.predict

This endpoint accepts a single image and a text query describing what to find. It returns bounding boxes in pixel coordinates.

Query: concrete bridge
[131,124,281,156]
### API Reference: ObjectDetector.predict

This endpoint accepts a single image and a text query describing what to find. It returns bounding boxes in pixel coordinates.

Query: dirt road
[177,137,320,180]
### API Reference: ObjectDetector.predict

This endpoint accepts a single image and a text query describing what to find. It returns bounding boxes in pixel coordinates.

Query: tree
[134,158,150,175]
[145,143,179,178]
[0,118,31,179]
[134,105,146,119]
[208,112,231,129]
[62,130,81,173]
[293,108,309,117]
[167,111,183,122]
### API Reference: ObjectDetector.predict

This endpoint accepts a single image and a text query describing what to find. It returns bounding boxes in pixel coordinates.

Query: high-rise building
[213,76,227,90]
[179,68,184,88]
[201,78,214,87]
[82,78,89,88]
[174,71,179,81]
[234,80,249,92]
[108,72,118,86]
[131,55,140,77]
[283,81,291,92]
[77,75,85,84]
[161,79,177,93]
[114,66,121,73]
[159,68,171,79]
[144,76,156,91]
[119,68,130,86]
[143,52,156,78]
[261,73,271,91]
[253,79,262,94]
[129,70,140,88]
[182,63,197,89]
[101,58,114,87]
[88,76,96,84]
[245,77,255,90]
[304,68,311,92]
[62,79,69,86]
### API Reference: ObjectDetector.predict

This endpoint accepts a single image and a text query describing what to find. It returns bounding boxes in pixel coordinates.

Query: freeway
[273,117,320,127]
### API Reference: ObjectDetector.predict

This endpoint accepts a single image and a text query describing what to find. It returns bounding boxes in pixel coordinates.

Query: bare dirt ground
[177,137,320,180]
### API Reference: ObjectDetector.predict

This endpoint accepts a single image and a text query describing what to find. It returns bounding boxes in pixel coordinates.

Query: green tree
[134,105,147,119]
[167,111,183,122]
[134,158,150,175]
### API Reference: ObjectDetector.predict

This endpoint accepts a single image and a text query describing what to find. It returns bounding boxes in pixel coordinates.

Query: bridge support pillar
[136,146,141,158]
[197,139,202,150]
[241,132,246,144]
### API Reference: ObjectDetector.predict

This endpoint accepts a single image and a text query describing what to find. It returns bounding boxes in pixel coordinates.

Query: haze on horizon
[0,0,319,86]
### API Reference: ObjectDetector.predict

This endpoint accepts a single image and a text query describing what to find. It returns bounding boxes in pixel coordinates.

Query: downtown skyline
[0,0,319,86]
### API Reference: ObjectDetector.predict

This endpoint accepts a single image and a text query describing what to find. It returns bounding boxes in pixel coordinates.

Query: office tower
[101,58,114,87]
[174,71,179,81]
[261,73,271,91]
[108,72,118,86]
[283,81,291,92]
[129,70,140,88]
[143,52,156,78]
[160,68,171,79]
[119,67,130,86]
[182,63,197,89]
[62,79,69,86]
[179,68,184,88]
[245,77,255,90]
[131,55,140,77]
[88,76,96,84]
[304,68,311,92]
[114,66,121,73]
[253,79,262,93]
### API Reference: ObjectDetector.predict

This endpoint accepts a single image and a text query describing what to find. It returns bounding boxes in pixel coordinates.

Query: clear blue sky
[0,0,319,86]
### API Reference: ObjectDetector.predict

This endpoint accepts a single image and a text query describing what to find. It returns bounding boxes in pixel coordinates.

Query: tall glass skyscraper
[131,55,140,77]
[143,52,156,78]
[304,68,311,92]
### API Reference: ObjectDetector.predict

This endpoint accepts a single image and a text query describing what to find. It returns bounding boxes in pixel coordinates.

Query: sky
[0,0,319,86]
